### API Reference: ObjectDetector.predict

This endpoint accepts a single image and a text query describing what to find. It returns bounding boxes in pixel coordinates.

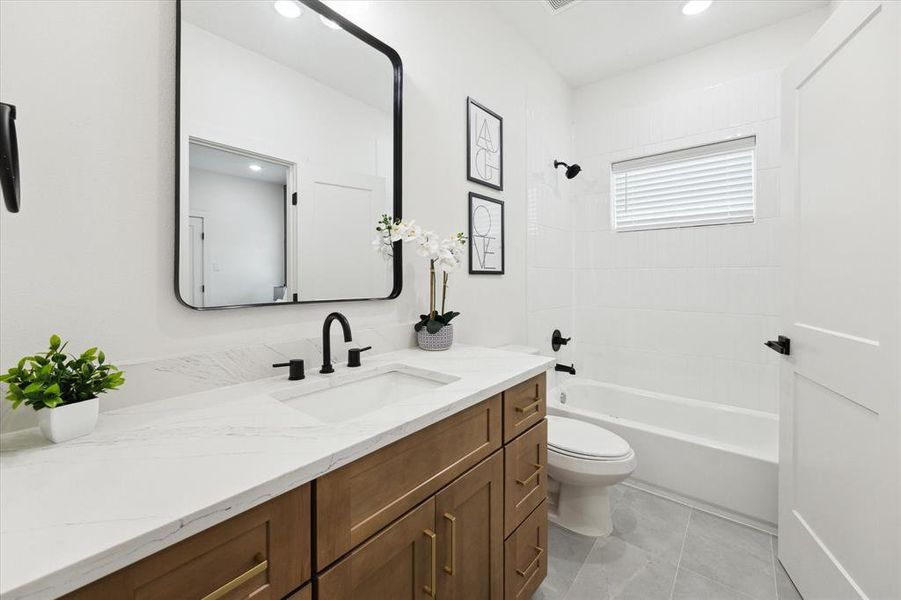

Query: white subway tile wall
[571,67,785,414]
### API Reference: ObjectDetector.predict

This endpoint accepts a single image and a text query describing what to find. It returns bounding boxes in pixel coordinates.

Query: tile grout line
[560,534,599,600]
[677,565,760,600]
[668,507,693,600]
[770,535,779,600]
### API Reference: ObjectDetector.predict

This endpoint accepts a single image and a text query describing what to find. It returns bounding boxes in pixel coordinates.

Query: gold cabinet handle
[443,513,456,575]
[515,397,543,414]
[516,463,543,486]
[201,553,268,600]
[423,528,437,598]
[516,546,544,578]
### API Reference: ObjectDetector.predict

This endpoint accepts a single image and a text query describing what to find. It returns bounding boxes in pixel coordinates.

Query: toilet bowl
[546,415,637,537]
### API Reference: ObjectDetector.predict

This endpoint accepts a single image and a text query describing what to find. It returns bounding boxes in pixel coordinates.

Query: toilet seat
[547,415,632,461]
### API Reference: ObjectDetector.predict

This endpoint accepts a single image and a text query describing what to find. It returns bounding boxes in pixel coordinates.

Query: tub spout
[555,363,576,375]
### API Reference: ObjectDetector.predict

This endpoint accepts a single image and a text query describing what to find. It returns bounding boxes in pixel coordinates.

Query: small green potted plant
[374,216,467,351]
[0,335,125,442]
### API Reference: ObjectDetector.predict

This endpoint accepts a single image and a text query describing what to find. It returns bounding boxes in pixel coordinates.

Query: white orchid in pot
[375,215,467,351]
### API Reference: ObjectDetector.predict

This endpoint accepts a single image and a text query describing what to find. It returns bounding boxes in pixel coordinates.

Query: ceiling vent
[544,0,582,13]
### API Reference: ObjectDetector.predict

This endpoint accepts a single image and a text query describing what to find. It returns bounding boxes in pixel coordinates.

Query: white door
[296,168,389,300]
[188,215,205,307]
[778,2,899,599]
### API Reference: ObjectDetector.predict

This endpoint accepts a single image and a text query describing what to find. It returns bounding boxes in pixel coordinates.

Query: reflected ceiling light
[249,164,262,172]
[273,0,302,19]
[682,0,713,15]
[320,15,342,30]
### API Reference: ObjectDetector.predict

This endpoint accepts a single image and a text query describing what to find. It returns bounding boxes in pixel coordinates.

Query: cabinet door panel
[504,501,548,600]
[318,498,436,600]
[435,452,504,600]
[504,419,548,536]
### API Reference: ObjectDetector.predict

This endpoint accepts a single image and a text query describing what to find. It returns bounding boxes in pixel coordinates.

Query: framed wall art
[469,192,504,274]
[467,97,503,190]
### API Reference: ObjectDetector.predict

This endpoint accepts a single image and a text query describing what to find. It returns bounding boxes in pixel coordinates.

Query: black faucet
[321,312,352,374]
[555,363,576,375]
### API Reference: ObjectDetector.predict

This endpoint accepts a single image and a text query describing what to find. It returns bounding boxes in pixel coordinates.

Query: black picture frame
[468,192,505,275]
[466,97,503,191]
[174,0,403,310]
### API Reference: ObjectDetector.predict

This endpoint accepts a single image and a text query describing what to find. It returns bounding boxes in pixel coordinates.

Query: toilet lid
[547,415,632,460]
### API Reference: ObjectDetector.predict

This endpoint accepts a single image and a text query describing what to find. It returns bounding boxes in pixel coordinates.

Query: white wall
[189,168,285,306]
[0,1,571,429]
[570,10,827,414]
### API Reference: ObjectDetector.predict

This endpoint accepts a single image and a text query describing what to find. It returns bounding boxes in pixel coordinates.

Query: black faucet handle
[273,359,305,381]
[347,346,372,368]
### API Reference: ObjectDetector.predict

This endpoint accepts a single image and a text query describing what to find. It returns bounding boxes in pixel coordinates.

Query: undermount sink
[270,365,459,423]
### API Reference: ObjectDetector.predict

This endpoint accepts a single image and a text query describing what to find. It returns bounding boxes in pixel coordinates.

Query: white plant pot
[38,397,99,443]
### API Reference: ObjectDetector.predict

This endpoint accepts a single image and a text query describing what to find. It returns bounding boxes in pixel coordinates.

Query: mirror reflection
[177,0,400,308]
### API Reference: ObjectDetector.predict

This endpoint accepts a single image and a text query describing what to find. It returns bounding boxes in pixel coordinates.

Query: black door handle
[764,336,790,356]
[0,103,20,213]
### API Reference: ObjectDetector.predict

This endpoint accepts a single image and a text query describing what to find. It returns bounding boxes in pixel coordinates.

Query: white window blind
[611,136,756,232]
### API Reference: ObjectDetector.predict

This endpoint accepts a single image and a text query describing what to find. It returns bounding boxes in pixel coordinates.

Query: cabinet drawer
[317,498,436,600]
[316,395,502,568]
[504,419,547,537]
[504,501,548,600]
[502,374,546,443]
[64,484,311,600]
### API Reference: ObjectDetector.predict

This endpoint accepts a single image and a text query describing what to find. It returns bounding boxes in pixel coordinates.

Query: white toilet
[546,415,637,537]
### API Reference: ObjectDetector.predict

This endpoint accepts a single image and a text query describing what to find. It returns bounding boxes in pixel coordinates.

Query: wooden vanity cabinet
[64,373,548,600]
[315,394,503,568]
[63,484,311,600]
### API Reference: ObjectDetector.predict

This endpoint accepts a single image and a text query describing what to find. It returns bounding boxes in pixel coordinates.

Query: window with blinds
[611,136,756,232]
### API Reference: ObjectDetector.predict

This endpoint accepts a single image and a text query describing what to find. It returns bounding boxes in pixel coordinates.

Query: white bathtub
[549,377,778,531]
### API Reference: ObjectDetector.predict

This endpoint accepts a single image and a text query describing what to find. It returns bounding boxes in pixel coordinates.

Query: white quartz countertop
[0,345,553,599]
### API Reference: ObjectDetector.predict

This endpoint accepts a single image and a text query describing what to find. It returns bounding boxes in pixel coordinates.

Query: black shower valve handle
[551,329,572,352]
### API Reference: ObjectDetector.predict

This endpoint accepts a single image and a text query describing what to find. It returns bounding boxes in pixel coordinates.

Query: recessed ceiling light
[320,15,342,30]
[249,164,262,172]
[273,0,302,19]
[682,0,713,15]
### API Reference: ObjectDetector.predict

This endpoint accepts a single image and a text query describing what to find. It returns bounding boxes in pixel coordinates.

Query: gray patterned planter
[417,323,454,351]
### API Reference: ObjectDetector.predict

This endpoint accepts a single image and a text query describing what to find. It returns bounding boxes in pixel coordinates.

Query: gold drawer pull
[423,528,437,598]
[516,463,543,486]
[443,513,457,575]
[516,546,544,578]
[201,553,268,600]
[515,397,543,414]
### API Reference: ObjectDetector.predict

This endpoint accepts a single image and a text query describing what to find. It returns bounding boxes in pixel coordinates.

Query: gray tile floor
[535,485,803,600]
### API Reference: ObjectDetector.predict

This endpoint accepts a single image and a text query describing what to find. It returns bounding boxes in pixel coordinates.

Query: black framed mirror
[175,0,402,309]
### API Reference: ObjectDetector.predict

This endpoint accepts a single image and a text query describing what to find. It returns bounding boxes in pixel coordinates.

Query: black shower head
[554,160,582,179]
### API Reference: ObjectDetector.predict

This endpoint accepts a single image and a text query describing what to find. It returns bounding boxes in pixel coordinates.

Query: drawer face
[316,396,502,569]
[502,374,546,443]
[504,419,547,537]
[504,501,548,600]
[64,485,311,600]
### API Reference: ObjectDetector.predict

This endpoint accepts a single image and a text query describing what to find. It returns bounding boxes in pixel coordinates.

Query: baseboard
[622,479,778,536]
